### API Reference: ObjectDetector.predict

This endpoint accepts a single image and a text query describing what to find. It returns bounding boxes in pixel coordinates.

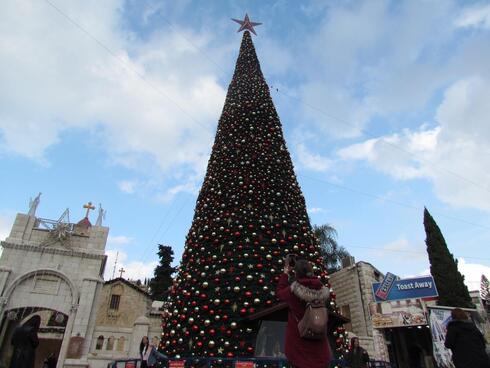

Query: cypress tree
[149,244,176,301]
[424,208,473,308]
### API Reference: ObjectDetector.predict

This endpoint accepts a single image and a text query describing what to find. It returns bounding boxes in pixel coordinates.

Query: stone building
[86,278,163,368]
[329,259,390,362]
[0,201,108,368]
[0,200,164,368]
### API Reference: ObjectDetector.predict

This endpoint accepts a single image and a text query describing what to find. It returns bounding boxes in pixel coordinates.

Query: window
[96,335,104,350]
[117,336,125,352]
[106,336,115,351]
[110,294,121,310]
[255,321,286,357]
[341,304,352,332]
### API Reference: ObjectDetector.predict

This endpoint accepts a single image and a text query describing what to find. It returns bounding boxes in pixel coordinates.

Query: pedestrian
[139,336,168,368]
[276,257,332,368]
[9,315,41,368]
[444,308,490,368]
[42,354,57,368]
[345,337,370,368]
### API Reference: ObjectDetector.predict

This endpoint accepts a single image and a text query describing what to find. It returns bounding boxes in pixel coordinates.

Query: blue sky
[1,0,490,290]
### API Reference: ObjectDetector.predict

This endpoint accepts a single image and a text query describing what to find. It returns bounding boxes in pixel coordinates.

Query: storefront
[370,275,439,368]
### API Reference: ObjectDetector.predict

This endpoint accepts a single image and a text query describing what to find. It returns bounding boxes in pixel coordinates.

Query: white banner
[428,307,455,368]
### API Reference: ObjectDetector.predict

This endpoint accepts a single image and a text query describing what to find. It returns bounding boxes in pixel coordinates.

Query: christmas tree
[423,208,474,308]
[162,24,339,359]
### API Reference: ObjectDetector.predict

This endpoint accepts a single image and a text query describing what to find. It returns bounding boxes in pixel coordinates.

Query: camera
[285,254,297,268]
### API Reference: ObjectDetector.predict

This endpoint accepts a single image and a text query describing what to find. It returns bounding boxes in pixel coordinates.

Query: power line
[343,244,490,262]
[301,174,490,231]
[43,0,210,133]
[273,87,490,195]
[42,2,490,240]
[142,195,191,264]
[153,14,490,198]
[42,0,212,267]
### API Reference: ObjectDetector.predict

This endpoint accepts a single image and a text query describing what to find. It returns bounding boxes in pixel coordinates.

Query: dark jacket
[9,325,39,368]
[346,346,369,368]
[276,273,331,368]
[140,345,168,367]
[444,320,490,368]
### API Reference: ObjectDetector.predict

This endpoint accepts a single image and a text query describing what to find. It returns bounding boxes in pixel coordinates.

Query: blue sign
[375,272,397,300]
[372,275,438,302]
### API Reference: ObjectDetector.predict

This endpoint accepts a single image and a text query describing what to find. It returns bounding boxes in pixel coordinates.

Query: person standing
[345,337,370,368]
[444,308,490,368]
[139,336,167,368]
[9,315,41,368]
[42,354,57,368]
[276,258,331,368]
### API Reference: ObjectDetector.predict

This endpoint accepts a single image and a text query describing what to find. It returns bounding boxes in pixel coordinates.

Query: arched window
[116,336,125,352]
[95,335,104,350]
[106,336,115,350]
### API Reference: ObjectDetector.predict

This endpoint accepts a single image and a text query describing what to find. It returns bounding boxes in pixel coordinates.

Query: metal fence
[109,358,392,368]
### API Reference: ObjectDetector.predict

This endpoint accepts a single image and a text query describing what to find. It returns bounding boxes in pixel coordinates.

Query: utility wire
[301,174,490,231]
[43,0,210,132]
[155,13,490,197]
[42,2,490,246]
[343,244,490,262]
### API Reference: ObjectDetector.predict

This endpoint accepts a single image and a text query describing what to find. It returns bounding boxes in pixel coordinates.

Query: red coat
[276,273,332,368]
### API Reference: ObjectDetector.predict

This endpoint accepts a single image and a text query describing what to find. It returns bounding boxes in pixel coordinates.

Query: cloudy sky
[1,0,490,291]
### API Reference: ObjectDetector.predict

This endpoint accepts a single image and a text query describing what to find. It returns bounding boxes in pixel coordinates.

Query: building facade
[86,278,163,368]
[0,205,108,368]
[329,259,390,362]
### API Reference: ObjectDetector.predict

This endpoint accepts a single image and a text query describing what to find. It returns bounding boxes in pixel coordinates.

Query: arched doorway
[0,307,68,368]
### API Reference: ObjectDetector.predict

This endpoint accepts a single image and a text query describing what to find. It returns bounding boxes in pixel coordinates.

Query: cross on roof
[118,267,125,278]
[83,202,96,218]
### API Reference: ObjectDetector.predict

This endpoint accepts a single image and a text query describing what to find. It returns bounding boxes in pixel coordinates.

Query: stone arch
[3,269,79,315]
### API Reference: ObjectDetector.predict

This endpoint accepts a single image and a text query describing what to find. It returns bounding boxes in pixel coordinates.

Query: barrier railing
[109,358,392,368]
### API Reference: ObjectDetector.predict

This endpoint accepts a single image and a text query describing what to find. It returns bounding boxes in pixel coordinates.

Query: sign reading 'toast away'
[372,275,438,302]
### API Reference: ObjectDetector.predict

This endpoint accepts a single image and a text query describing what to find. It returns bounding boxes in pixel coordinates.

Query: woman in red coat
[276,258,332,368]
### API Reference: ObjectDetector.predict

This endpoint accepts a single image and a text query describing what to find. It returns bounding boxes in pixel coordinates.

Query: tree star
[231,13,262,35]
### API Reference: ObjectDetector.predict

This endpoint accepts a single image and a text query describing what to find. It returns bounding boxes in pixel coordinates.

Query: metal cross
[118,267,125,278]
[83,202,96,218]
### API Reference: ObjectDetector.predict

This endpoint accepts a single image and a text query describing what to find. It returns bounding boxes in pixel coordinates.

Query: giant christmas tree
[162,21,339,359]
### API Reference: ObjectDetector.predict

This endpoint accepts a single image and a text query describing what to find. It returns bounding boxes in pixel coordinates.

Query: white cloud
[157,180,200,203]
[456,3,490,29]
[104,249,157,281]
[298,1,457,139]
[308,207,325,214]
[0,0,225,181]
[0,214,14,242]
[118,180,138,194]
[107,235,133,246]
[456,258,490,291]
[338,76,490,211]
[295,143,333,172]
[338,127,439,180]
[411,258,490,291]
[373,238,428,263]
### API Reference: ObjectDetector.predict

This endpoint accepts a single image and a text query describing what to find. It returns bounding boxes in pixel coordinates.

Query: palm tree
[313,224,350,273]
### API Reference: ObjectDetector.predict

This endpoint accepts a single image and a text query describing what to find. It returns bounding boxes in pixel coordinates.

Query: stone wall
[94,281,151,328]
[87,281,157,368]
[330,262,390,361]
[0,212,108,368]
